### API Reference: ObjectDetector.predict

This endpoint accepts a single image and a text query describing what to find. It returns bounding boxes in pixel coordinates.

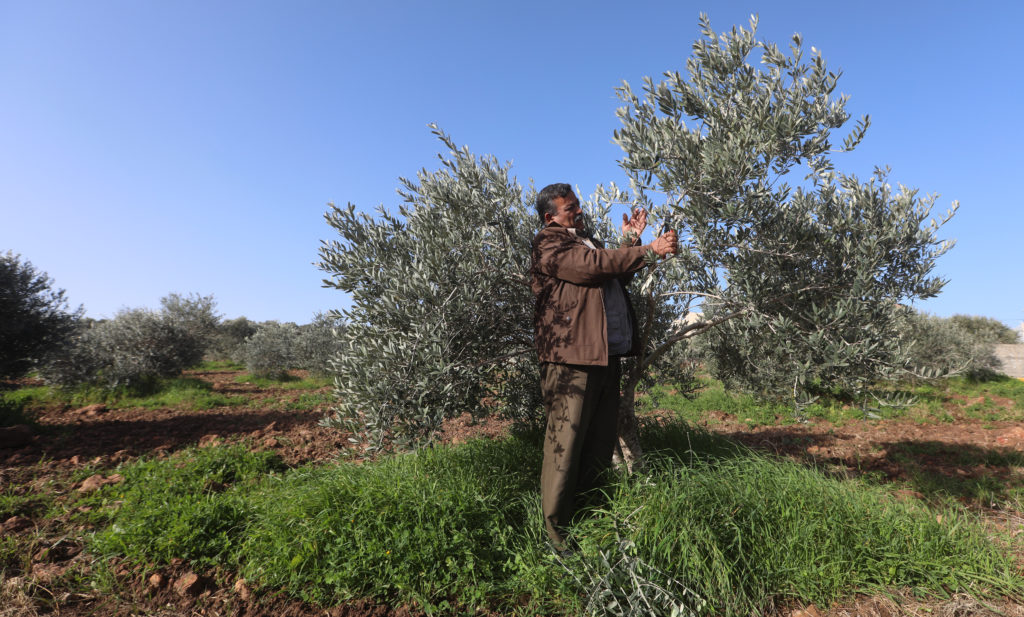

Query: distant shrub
[900,311,1003,380]
[208,316,258,362]
[160,292,221,356]
[41,308,203,390]
[948,314,1020,345]
[295,313,344,377]
[0,251,82,379]
[235,321,299,379]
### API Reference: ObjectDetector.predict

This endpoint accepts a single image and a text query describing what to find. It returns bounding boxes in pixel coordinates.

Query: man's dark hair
[536,183,573,224]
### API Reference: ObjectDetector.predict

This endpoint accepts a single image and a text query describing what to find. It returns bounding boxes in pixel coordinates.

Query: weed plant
[85,424,1020,616]
[0,395,34,427]
[90,445,286,566]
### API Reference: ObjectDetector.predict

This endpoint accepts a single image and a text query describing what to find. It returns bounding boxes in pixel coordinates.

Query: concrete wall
[994,344,1024,379]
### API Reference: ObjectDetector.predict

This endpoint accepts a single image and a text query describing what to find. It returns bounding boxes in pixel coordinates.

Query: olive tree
[611,15,955,420]
[160,292,221,357]
[319,16,956,458]
[0,251,82,379]
[318,126,542,448]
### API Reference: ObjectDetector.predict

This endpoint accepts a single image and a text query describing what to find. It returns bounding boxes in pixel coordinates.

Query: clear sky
[2,1,1022,328]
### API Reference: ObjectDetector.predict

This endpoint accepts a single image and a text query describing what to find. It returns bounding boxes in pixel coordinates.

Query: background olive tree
[319,16,958,457]
[39,293,219,391]
[0,251,82,380]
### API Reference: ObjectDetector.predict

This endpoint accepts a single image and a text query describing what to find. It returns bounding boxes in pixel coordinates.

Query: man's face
[545,192,584,230]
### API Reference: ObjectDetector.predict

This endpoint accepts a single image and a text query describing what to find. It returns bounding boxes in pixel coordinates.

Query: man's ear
[543,212,553,224]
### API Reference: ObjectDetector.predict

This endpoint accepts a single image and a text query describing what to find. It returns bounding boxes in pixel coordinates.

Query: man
[530,183,677,547]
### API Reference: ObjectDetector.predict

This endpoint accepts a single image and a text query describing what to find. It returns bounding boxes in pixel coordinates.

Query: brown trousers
[539,358,621,546]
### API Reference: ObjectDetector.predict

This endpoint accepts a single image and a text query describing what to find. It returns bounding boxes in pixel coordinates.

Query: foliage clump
[39,293,220,390]
[612,14,956,406]
[294,313,345,377]
[234,321,300,379]
[160,292,221,355]
[317,126,541,447]
[0,251,82,379]
[900,311,1018,380]
[41,307,205,390]
[207,316,258,362]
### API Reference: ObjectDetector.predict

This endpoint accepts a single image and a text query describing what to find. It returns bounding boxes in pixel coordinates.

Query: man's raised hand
[651,229,678,257]
[622,207,648,242]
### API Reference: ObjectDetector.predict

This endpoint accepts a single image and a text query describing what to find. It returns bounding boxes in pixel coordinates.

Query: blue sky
[2,1,1022,329]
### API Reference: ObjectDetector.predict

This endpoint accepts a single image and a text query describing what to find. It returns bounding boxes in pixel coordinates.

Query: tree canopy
[0,251,82,379]
[318,15,957,447]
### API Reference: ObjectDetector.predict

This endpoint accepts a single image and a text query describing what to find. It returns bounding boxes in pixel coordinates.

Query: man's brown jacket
[530,224,649,366]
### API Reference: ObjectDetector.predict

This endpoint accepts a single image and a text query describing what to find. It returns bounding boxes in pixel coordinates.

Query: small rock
[78,473,124,493]
[76,404,108,417]
[1,515,32,533]
[148,573,164,588]
[69,455,81,465]
[78,474,106,493]
[31,562,65,583]
[0,425,33,449]
[996,426,1024,446]
[790,605,822,617]
[233,578,251,601]
[198,434,222,447]
[173,572,203,597]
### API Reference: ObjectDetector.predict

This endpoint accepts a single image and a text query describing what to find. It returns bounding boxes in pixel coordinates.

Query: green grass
[85,425,1022,615]
[884,441,1024,509]
[275,391,334,411]
[233,372,331,390]
[0,394,36,427]
[647,374,1024,428]
[580,424,1019,614]
[89,444,287,566]
[1,377,246,412]
[197,360,245,370]
[908,375,1024,421]
[122,378,246,410]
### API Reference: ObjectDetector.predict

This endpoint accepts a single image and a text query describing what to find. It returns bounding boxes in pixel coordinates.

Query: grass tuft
[233,373,331,390]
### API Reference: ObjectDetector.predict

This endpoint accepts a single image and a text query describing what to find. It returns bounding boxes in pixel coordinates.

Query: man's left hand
[622,207,648,242]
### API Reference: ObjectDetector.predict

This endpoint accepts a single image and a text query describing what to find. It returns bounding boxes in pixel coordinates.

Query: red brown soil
[2,368,1022,616]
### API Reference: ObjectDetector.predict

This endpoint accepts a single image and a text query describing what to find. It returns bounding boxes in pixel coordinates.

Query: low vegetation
[75,422,1021,616]
[3,332,1023,616]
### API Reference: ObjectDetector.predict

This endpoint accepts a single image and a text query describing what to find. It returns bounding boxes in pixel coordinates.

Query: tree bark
[614,369,644,472]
